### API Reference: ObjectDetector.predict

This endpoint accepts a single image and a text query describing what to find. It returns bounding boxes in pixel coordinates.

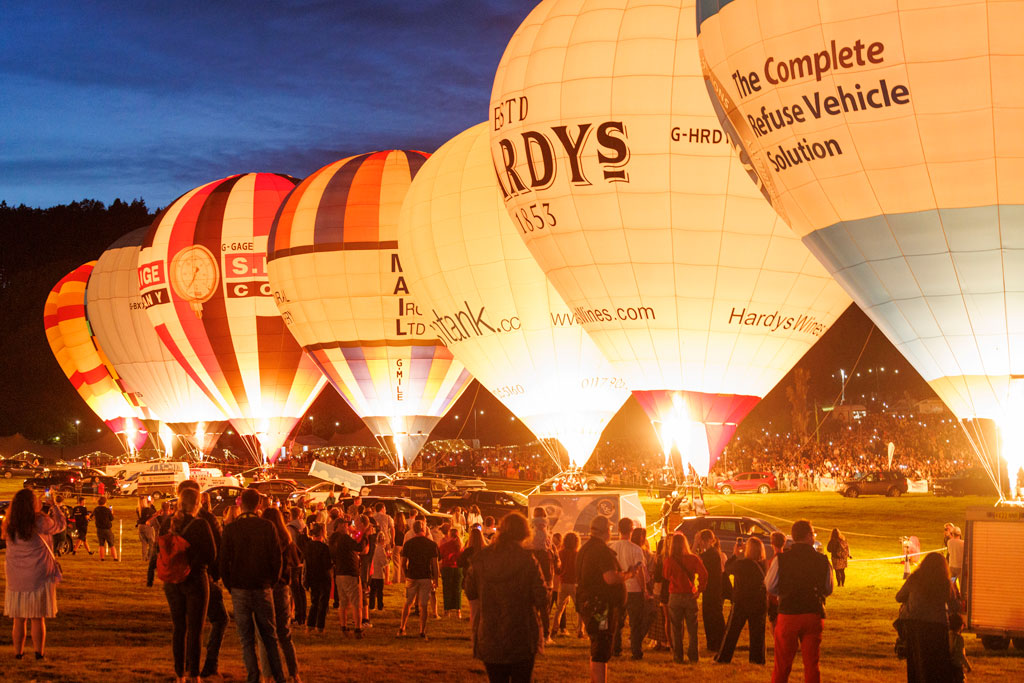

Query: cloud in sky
[1,0,537,208]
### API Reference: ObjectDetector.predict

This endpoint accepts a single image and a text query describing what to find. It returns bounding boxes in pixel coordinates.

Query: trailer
[527,490,646,538]
[963,505,1024,650]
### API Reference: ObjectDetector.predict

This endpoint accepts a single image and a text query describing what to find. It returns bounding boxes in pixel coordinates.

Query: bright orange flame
[1000,381,1024,500]
[656,393,712,477]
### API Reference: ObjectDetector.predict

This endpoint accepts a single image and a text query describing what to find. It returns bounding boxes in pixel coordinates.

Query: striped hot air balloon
[44,263,150,453]
[87,228,229,458]
[268,150,473,470]
[137,174,327,463]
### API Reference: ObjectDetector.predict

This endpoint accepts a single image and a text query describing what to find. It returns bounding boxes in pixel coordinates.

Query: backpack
[156,519,197,584]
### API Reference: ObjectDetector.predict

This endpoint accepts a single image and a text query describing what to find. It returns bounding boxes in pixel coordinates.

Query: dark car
[438,489,528,520]
[932,469,1002,497]
[715,471,777,495]
[836,470,908,498]
[1,458,44,479]
[340,495,452,529]
[23,469,118,496]
[390,476,458,501]
[674,514,823,556]
[251,479,302,504]
[202,486,247,516]
[365,483,434,511]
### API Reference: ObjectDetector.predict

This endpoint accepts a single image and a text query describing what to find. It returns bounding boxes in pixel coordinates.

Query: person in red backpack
[148,487,215,683]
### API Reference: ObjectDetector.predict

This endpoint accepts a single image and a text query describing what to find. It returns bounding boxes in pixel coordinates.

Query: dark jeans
[290,572,307,623]
[485,659,535,683]
[202,579,228,677]
[835,567,846,587]
[369,578,385,610]
[307,582,330,630]
[702,595,726,651]
[164,571,209,678]
[230,587,286,683]
[272,584,299,677]
[613,592,647,658]
[667,593,699,663]
[716,603,766,664]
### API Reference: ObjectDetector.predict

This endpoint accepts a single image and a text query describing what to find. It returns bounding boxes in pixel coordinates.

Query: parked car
[438,489,528,520]
[250,479,302,503]
[340,495,451,530]
[200,486,246,516]
[932,468,1003,497]
[353,471,393,487]
[24,469,118,496]
[365,484,434,511]
[0,458,44,479]
[836,470,908,498]
[453,478,487,491]
[390,475,458,500]
[674,514,823,556]
[715,471,777,495]
[288,481,353,506]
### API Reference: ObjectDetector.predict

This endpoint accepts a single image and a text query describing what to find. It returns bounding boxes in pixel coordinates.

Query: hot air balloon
[696,0,1024,496]
[44,263,150,454]
[137,174,327,463]
[490,0,851,476]
[87,228,229,458]
[398,122,629,471]
[267,151,472,470]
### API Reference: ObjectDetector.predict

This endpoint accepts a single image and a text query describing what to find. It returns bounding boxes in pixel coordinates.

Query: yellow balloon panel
[490,0,850,399]
[398,123,629,468]
[697,0,1024,419]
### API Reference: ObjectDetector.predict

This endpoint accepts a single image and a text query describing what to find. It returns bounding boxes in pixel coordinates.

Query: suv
[24,469,118,496]
[251,479,302,504]
[341,496,452,530]
[715,472,777,495]
[391,476,458,504]
[202,485,246,516]
[674,514,823,556]
[837,470,908,498]
[438,489,528,520]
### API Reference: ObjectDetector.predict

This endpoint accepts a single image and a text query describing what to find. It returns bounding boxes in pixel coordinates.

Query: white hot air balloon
[490,0,851,476]
[398,122,630,470]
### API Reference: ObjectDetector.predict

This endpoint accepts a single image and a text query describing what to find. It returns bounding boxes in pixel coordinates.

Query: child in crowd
[529,507,550,551]
[949,612,971,680]
[369,522,389,611]
[304,523,333,634]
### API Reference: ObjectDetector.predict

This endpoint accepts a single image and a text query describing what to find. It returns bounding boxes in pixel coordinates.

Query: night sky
[1,1,537,208]
[0,1,937,451]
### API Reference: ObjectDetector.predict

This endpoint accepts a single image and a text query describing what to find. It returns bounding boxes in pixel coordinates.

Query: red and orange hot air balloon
[44,263,150,453]
[137,173,327,463]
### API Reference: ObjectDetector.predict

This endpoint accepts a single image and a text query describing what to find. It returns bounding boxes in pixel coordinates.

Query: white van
[124,462,239,497]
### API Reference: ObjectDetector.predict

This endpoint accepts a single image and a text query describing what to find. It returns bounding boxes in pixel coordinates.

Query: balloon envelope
[398,123,630,469]
[267,151,472,468]
[87,228,228,456]
[697,0,1024,485]
[44,263,149,453]
[491,0,850,473]
[137,174,327,461]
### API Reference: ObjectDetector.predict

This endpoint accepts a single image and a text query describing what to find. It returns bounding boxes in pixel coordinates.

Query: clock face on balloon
[169,244,219,318]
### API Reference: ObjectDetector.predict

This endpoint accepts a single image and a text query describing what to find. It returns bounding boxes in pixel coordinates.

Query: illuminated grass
[0,482,1020,681]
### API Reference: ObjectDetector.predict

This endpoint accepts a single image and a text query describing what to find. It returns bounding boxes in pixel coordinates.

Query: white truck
[121,461,239,497]
[963,505,1024,651]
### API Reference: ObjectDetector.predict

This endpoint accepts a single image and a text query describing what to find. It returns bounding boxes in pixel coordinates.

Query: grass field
[1,480,1022,682]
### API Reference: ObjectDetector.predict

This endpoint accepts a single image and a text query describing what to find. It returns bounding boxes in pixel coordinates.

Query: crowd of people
[1,477,978,683]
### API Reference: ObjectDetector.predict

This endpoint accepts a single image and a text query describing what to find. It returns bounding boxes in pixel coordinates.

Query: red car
[715,471,777,495]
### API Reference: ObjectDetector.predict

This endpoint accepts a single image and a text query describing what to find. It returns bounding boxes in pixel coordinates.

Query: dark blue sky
[1,0,536,208]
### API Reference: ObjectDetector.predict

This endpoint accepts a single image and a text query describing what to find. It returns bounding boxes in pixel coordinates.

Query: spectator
[459,526,487,648]
[150,487,216,682]
[695,528,726,652]
[137,496,158,561]
[262,507,301,681]
[355,514,375,630]
[71,496,92,555]
[286,506,308,626]
[577,515,637,683]
[2,488,66,660]
[949,612,971,679]
[609,517,647,660]
[393,511,408,583]
[663,532,708,664]
[303,523,332,634]
[765,519,832,683]
[220,488,286,683]
[92,496,118,562]
[826,528,851,588]
[329,515,365,638]
[896,552,959,683]
[465,512,547,683]
[716,536,768,664]
[368,519,389,612]
[399,520,440,639]
[195,489,227,681]
[467,504,483,528]
[947,527,964,589]
[439,527,464,619]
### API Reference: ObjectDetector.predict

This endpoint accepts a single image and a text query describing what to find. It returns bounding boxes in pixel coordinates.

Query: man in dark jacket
[765,519,832,683]
[220,488,286,683]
